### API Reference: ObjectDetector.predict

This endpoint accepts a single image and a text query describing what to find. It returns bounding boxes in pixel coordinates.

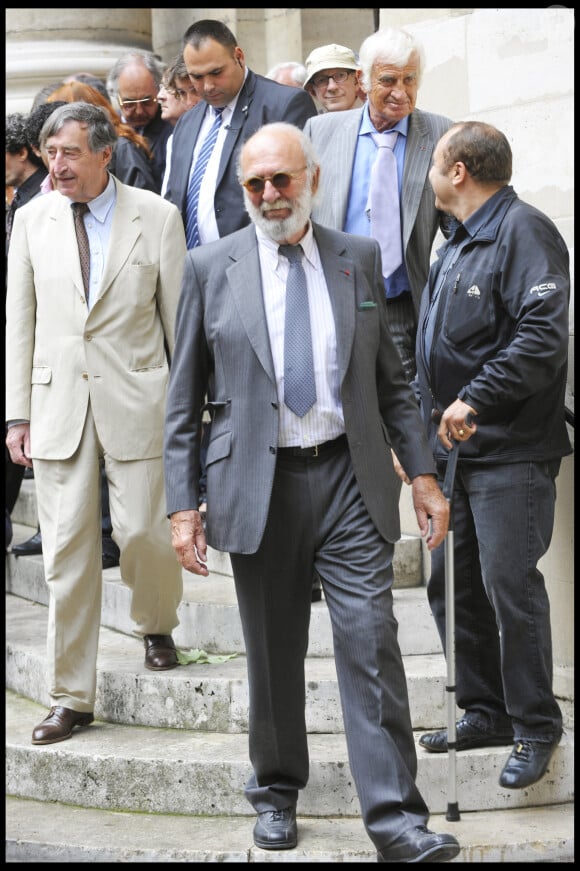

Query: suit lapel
[401,110,431,245]
[217,75,254,185]
[99,181,140,296]
[49,195,86,300]
[313,225,355,383]
[226,227,276,384]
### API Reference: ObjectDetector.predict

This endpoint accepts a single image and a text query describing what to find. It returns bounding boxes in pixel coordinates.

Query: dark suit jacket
[110,136,158,193]
[165,69,318,237]
[164,222,437,555]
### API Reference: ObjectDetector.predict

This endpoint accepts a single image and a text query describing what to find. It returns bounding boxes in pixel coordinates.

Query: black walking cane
[441,435,461,822]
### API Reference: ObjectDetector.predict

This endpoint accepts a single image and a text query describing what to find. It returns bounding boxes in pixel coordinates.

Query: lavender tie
[369,131,402,279]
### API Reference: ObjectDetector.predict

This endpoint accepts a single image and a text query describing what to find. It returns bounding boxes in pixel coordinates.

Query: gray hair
[358,27,425,91]
[39,102,118,153]
[106,49,166,101]
[237,122,320,183]
[266,62,308,88]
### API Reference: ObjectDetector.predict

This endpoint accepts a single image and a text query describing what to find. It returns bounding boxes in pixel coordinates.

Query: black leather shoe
[12,529,43,556]
[102,537,120,570]
[144,634,178,670]
[253,807,297,850]
[419,716,513,753]
[499,737,561,789]
[378,825,460,863]
[312,574,323,603]
[31,706,94,745]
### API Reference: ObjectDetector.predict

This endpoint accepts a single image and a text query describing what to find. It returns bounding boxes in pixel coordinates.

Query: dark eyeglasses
[118,96,158,111]
[241,167,306,194]
[311,70,351,89]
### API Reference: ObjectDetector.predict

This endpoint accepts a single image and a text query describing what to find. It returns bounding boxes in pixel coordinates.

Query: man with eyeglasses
[304,27,456,383]
[107,49,173,194]
[303,44,365,113]
[164,120,460,862]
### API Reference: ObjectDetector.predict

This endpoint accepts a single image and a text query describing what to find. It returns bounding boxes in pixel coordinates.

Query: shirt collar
[360,103,409,138]
[68,174,116,223]
[256,222,317,268]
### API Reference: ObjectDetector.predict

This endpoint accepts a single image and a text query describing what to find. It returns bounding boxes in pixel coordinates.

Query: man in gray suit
[304,26,455,382]
[164,121,460,863]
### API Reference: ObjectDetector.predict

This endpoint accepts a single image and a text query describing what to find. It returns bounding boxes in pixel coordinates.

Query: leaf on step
[176,648,238,666]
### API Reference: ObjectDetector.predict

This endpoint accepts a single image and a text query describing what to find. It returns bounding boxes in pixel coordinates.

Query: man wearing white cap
[304,27,455,382]
[304,43,365,113]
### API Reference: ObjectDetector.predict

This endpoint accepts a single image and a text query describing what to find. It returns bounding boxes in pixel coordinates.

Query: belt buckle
[313,443,319,458]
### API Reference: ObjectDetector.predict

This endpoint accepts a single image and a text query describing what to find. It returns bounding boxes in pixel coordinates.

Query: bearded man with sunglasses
[164,121,460,863]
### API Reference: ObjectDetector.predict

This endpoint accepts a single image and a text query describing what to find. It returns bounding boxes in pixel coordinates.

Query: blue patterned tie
[185,107,224,249]
[279,244,317,417]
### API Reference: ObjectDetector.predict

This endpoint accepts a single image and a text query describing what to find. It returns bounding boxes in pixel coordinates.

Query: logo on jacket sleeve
[530,282,556,297]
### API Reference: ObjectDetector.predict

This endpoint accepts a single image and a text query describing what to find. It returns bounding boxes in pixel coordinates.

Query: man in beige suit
[6,102,186,745]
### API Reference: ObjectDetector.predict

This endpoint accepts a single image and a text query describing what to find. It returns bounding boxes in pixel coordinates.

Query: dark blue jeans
[428,458,563,743]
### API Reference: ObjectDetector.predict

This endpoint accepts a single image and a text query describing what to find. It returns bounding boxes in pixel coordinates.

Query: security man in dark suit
[164,18,318,243]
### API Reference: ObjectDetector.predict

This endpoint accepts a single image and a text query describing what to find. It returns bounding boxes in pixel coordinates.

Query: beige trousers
[33,406,182,711]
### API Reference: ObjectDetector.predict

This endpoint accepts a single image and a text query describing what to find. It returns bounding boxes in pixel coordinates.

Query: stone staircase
[5,479,574,862]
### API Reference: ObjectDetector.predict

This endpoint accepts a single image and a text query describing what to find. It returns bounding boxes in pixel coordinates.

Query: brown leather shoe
[144,634,179,670]
[31,706,94,745]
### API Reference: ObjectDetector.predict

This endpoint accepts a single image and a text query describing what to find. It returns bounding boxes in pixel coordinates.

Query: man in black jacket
[410,121,571,791]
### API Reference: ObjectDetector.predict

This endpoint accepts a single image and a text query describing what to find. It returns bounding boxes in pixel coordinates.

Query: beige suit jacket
[6,176,186,461]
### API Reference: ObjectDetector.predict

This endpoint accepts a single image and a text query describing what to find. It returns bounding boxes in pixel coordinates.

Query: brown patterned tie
[72,202,90,303]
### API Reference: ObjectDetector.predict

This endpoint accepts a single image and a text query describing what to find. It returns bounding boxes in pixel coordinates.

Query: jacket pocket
[31,366,52,385]
[206,430,232,467]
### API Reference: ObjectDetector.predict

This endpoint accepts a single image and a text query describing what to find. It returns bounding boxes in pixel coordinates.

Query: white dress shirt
[255,223,345,447]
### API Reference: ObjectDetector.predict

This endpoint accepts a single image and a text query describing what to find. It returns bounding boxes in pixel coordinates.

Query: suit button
[269,446,276,454]
[84,334,93,341]
[82,373,88,380]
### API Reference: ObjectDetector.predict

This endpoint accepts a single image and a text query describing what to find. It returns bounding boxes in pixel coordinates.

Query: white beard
[243,183,314,244]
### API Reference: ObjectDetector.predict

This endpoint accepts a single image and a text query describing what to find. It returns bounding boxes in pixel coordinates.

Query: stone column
[6,8,154,113]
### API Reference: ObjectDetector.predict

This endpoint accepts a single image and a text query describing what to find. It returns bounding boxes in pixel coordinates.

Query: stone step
[6,528,443,657]
[5,592,454,732]
[5,794,574,863]
[6,592,574,735]
[5,690,574,818]
[10,477,427,587]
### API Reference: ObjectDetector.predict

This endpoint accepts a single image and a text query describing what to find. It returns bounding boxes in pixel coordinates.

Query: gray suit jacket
[304,106,455,314]
[164,222,437,555]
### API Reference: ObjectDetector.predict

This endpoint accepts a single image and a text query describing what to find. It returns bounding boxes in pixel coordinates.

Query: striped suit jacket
[304,106,455,314]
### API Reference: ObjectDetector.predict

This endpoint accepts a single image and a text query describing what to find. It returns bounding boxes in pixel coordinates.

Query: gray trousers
[230,438,429,850]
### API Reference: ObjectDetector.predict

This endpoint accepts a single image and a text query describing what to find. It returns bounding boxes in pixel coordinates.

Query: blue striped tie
[185,107,224,249]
